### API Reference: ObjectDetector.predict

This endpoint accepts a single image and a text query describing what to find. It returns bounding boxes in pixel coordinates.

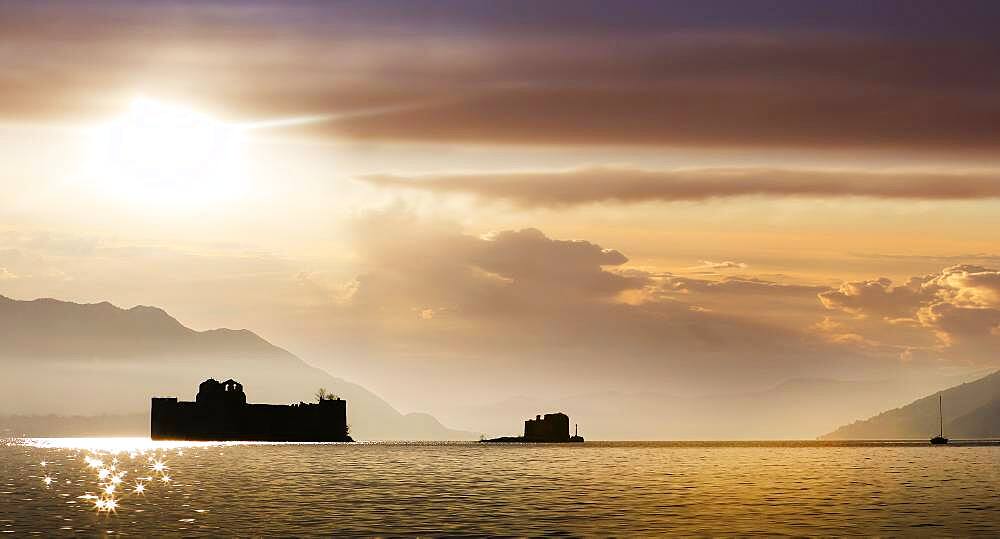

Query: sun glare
[88,97,245,209]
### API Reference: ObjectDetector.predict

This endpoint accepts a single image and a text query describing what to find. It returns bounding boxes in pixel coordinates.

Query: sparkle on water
[2,438,999,535]
[10,438,202,519]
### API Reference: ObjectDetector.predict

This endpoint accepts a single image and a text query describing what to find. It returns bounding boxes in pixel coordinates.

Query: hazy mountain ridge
[822,371,1000,439]
[949,398,1000,437]
[0,295,473,440]
[455,375,976,440]
[0,295,297,362]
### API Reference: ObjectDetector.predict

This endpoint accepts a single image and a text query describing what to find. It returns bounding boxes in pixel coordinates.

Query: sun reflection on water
[16,437,229,516]
[23,437,217,452]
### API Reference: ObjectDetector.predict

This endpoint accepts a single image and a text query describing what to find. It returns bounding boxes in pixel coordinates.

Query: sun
[88,97,245,209]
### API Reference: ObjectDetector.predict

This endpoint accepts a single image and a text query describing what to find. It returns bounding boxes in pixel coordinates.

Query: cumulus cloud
[924,266,1000,306]
[343,212,646,318]
[361,167,1000,206]
[300,208,897,409]
[918,302,1000,344]
[471,228,645,299]
[818,277,928,319]
[820,265,1000,357]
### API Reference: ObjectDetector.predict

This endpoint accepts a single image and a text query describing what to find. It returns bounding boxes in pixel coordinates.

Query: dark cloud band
[361,167,1000,206]
[2,2,1000,153]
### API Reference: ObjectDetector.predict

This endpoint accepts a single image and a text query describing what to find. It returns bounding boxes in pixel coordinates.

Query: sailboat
[930,394,949,445]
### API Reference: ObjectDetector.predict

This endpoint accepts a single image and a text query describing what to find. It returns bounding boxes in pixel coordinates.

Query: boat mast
[939,394,944,437]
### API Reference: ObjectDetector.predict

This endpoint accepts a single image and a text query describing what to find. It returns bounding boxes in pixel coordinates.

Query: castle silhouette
[483,412,584,443]
[151,378,352,442]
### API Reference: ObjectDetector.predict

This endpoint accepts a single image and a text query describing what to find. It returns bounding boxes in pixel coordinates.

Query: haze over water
[2,439,998,536]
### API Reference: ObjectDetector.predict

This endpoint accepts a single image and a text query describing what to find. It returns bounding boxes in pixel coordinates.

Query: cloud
[818,277,928,319]
[361,167,1000,206]
[688,260,748,273]
[291,207,908,414]
[918,302,1000,344]
[820,265,1000,356]
[0,267,17,280]
[471,228,644,300]
[663,276,822,297]
[924,265,1000,306]
[343,212,647,317]
[654,275,831,330]
[1,3,999,153]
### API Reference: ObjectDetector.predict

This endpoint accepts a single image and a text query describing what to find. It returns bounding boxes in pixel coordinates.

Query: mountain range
[458,374,988,440]
[2,294,996,441]
[0,295,473,440]
[823,370,1000,439]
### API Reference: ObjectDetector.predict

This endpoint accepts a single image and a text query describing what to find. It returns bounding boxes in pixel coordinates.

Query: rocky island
[482,412,584,443]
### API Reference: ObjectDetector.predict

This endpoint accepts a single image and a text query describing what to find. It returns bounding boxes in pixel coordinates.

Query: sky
[2,0,1000,424]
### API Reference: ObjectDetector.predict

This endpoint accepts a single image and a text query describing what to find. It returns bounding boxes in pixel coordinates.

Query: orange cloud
[821,265,1000,357]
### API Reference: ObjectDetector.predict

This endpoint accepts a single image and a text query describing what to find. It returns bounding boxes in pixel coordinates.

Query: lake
[2,439,998,536]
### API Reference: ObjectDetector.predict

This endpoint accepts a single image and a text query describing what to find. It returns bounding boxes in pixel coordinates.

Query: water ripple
[1,439,998,535]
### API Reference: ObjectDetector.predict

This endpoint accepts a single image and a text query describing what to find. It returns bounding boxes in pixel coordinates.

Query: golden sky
[2,1,999,419]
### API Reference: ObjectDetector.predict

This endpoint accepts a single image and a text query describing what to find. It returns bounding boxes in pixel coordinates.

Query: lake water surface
[2,439,998,536]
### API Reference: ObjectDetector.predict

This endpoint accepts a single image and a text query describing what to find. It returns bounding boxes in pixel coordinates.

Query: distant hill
[822,371,1000,440]
[949,398,1000,438]
[455,375,982,440]
[0,295,473,440]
